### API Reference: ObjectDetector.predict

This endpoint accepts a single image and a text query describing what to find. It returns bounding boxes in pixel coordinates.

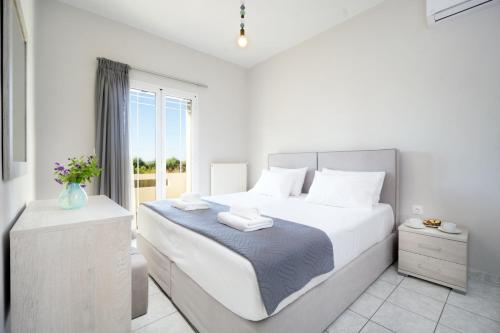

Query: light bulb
[237,34,248,48]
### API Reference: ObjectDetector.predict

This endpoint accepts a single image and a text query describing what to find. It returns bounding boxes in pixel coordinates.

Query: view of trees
[166,157,187,173]
[132,157,186,174]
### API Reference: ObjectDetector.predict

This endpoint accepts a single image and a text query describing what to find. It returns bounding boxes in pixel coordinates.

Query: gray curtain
[95,58,131,209]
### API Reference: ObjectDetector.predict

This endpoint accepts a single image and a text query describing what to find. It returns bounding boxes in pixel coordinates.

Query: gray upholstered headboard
[268,149,399,219]
[317,149,398,218]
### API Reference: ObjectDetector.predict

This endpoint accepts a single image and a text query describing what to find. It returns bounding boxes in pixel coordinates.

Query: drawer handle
[418,243,442,252]
[417,264,442,275]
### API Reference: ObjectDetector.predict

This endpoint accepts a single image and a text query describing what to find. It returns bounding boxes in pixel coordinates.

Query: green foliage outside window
[133,157,186,174]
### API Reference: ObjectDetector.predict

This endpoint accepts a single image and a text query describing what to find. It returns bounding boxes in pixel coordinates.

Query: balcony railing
[133,172,187,207]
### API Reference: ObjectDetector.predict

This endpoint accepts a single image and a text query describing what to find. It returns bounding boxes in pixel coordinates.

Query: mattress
[137,192,394,321]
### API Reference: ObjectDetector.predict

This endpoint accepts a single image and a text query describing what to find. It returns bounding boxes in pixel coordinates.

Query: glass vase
[58,182,88,209]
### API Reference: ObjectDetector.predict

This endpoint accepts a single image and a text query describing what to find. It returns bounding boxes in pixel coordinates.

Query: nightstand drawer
[399,250,467,288]
[399,230,467,265]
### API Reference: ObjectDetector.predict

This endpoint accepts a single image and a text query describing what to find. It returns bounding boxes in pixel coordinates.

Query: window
[129,82,197,211]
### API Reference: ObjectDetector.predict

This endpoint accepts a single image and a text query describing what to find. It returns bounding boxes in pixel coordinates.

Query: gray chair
[131,247,148,319]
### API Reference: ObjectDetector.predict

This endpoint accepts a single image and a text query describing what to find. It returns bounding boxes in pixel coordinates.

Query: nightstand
[398,224,469,293]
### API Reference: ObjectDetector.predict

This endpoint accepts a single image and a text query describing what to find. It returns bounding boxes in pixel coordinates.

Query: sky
[130,89,188,163]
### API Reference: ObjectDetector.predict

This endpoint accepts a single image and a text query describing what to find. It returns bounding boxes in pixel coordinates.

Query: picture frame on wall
[2,0,28,180]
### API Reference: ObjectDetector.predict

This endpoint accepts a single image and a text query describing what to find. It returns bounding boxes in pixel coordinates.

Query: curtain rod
[131,66,208,88]
[97,57,208,88]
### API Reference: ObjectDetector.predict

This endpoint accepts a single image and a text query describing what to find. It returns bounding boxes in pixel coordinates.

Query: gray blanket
[143,200,334,315]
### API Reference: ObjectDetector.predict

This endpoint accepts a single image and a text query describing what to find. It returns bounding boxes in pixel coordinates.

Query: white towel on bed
[171,199,209,211]
[217,212,273,232]
[180,192,202,203]
[229,205,261,220]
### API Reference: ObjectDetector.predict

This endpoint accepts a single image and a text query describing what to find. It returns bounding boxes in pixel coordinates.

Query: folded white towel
[229,205,261,220]
[217,212,273,232]
[180,192,202,203]
[171,199,209,211]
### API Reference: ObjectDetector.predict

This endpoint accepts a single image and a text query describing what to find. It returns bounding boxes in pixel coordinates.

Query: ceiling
[58,0,385,68]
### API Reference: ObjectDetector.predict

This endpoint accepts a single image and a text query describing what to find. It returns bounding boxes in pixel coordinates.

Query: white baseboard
[469,269,500,288]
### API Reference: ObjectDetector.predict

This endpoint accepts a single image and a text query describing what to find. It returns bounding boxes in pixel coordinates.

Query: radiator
[210,163,247,196]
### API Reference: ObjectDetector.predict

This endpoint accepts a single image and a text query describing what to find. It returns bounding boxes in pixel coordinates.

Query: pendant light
[238,1,248,48]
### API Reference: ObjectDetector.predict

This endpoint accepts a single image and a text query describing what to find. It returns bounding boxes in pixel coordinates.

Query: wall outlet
[412,205,423,215]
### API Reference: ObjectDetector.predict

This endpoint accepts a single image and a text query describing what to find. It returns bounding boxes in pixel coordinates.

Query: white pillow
[305,171,383,209]
[270,167,308,196]
[249,169,295,198]
[322,168,385,204]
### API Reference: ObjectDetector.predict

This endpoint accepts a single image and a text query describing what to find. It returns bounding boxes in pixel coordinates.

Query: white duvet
[137,192,394,321]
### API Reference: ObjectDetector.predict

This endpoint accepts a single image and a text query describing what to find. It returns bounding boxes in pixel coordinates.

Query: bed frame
[137,149,399,333]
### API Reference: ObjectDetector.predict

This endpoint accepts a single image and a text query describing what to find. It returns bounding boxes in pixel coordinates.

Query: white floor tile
[387,286,445,321]
[148,277,162,296]
[349,292,384,318]
[379,265,404,285]
[448,292,500,321]
[133,312,194,333]
[439,304,500,333]
[360,321,392,333]
[327,310,368,333]
[372,302,436,333]
[132,292,177,331]
[399,276,450,302]
[435,324,460,333]
[365,280,397,300]
[447,285,500,322]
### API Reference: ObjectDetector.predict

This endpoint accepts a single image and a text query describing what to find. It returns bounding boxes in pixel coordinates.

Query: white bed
[138,191,394,321]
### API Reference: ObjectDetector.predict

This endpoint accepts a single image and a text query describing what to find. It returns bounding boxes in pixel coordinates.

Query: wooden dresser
[398,224,469,293]
[10,195,133,333]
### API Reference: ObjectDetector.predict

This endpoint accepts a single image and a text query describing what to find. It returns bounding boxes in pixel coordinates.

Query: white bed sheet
[137,192,394,321]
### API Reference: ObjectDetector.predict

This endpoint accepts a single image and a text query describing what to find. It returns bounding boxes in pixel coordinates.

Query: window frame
[129,80,198,201]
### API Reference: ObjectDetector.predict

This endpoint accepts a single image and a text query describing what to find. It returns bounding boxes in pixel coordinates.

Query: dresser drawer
[399,230,467,265]
[399,250,467,288]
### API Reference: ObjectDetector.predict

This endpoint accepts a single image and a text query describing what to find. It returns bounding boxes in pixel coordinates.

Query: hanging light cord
[240,2,246,37]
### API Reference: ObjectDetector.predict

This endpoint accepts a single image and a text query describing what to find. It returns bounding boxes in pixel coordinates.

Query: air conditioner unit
[427,0,500,25]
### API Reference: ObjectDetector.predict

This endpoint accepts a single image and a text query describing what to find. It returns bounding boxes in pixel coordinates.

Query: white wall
[35,0,248,199]
[0,0,36,331]
[248,0,500,276]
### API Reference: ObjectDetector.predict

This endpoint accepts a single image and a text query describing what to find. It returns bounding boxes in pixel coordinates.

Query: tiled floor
[131,278,195,333]
[131,264,500,333]
[326,264,500,333]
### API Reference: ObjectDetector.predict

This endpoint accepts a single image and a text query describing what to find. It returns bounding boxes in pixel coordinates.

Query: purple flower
[55,162,60,166]
[81,184,86,188]
[57,166,65,171]
[54,178,63,185]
